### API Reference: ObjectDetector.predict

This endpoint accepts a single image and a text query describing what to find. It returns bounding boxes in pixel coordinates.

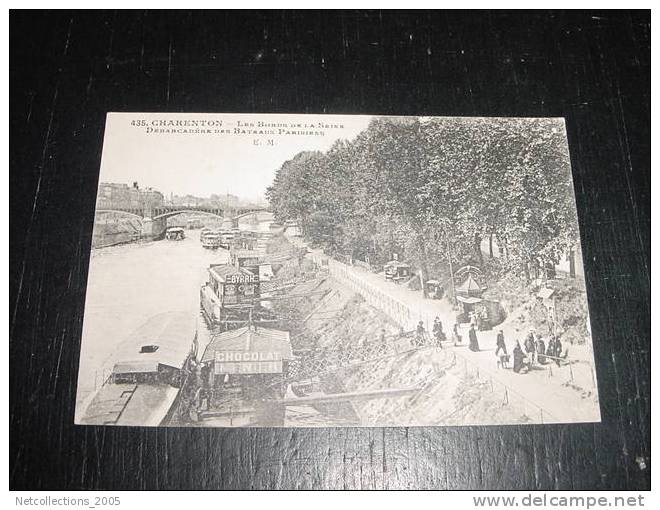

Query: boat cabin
[231,249,264,268]
[200,264,261,325]
[230,249,274,281]
[165,227,185,240]
[78,312,198,426]
[201,230,229,249]
[234,231,258,250]
[200,326,293,386]
[108,312,198,387]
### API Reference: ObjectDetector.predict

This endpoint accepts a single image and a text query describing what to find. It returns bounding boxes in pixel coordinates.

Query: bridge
[94,205,271,240]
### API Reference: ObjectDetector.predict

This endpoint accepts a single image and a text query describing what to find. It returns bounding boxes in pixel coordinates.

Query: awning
[455,274,484,297]
[201,326,293,364]
[456,295,482,304]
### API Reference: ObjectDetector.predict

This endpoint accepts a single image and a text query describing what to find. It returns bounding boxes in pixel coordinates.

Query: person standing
[416,321,426,347]
[513,341,525,373]
[536,336,546,364]
[432,317,445,347]
[470,312,478,329]
[547,336,556,355]
[453,322,462,344]
[524,332,537,365]
[468,324,480,352]
[495,330,507,357]
[554,337,563,366]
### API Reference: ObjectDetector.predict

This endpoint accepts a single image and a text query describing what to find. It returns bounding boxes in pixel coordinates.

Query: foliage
[266,116,580,282]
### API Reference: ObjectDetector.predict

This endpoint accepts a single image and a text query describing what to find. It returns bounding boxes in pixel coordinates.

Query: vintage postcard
[75,113,600,427]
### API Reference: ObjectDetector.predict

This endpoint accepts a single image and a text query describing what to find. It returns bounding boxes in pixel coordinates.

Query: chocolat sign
[214,351,283,374]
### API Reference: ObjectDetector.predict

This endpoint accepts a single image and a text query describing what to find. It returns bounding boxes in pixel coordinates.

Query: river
[75,224,271,414]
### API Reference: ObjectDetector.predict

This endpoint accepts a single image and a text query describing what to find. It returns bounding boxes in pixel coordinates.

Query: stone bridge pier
[140,217,167,240]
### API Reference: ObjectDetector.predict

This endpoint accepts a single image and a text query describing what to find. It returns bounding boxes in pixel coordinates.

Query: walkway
[294,237,600,424]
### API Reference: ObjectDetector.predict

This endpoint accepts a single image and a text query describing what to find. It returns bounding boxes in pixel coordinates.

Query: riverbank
[286,234,600,424]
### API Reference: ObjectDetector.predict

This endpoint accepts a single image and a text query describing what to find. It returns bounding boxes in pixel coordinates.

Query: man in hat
[524,330,537,365]
[495,329,507,357]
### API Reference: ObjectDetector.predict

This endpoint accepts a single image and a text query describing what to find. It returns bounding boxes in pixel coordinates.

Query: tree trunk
[416,234,430,283]
[489,233,494,259]
[569,249,576,278]
[474,233,483,266]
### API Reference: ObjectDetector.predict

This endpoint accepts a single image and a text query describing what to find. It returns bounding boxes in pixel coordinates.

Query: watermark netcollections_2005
[15,495,121,507]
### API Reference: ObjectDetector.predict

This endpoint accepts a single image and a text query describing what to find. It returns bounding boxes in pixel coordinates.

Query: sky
[99,113,374,202]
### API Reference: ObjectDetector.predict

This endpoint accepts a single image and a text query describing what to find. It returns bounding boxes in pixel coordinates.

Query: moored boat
[200,264,260,327]
[76,311,200,426]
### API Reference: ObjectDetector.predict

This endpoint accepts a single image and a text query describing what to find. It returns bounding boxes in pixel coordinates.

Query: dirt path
[295,240,600,424]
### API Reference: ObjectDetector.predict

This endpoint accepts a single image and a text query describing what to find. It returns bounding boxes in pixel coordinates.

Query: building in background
[96,182,164,214]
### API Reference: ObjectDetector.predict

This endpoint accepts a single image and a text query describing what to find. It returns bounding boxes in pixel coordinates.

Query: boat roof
[232,249,266,259]
[209,264,257,282]
[110,311,197,374]
[201,326,293,363]
[166,227,185,232]
[113,360,160,374]
[79,383,179,426]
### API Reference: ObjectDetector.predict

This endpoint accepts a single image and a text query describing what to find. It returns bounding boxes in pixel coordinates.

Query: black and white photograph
[75,113,601,428]
[10,7,650,493]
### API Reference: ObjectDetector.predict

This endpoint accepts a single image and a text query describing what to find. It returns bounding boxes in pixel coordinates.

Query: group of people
[410,318,567,378]
[496,329,565,374]
[413,317,461,348]
[414,319,440,347]
[412,317,479,352]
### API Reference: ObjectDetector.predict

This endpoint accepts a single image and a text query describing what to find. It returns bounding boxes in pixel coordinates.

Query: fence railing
[327,259,415,328]
[322,256,566,423]
[448,349,559,424]
[294,237,594,422]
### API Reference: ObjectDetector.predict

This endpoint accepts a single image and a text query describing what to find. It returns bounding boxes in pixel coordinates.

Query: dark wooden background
[10,10,650,490]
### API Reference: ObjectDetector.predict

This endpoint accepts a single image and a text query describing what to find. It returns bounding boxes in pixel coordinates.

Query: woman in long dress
[513,341,525,373]
[468,325,480,352]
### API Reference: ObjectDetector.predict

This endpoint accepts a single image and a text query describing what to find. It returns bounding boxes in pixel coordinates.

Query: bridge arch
[152,209,226,221]
[95,209,144,220]
[233,209,272,220]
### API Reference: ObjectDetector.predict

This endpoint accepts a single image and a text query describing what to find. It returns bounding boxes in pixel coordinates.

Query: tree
[267,116,581,284]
